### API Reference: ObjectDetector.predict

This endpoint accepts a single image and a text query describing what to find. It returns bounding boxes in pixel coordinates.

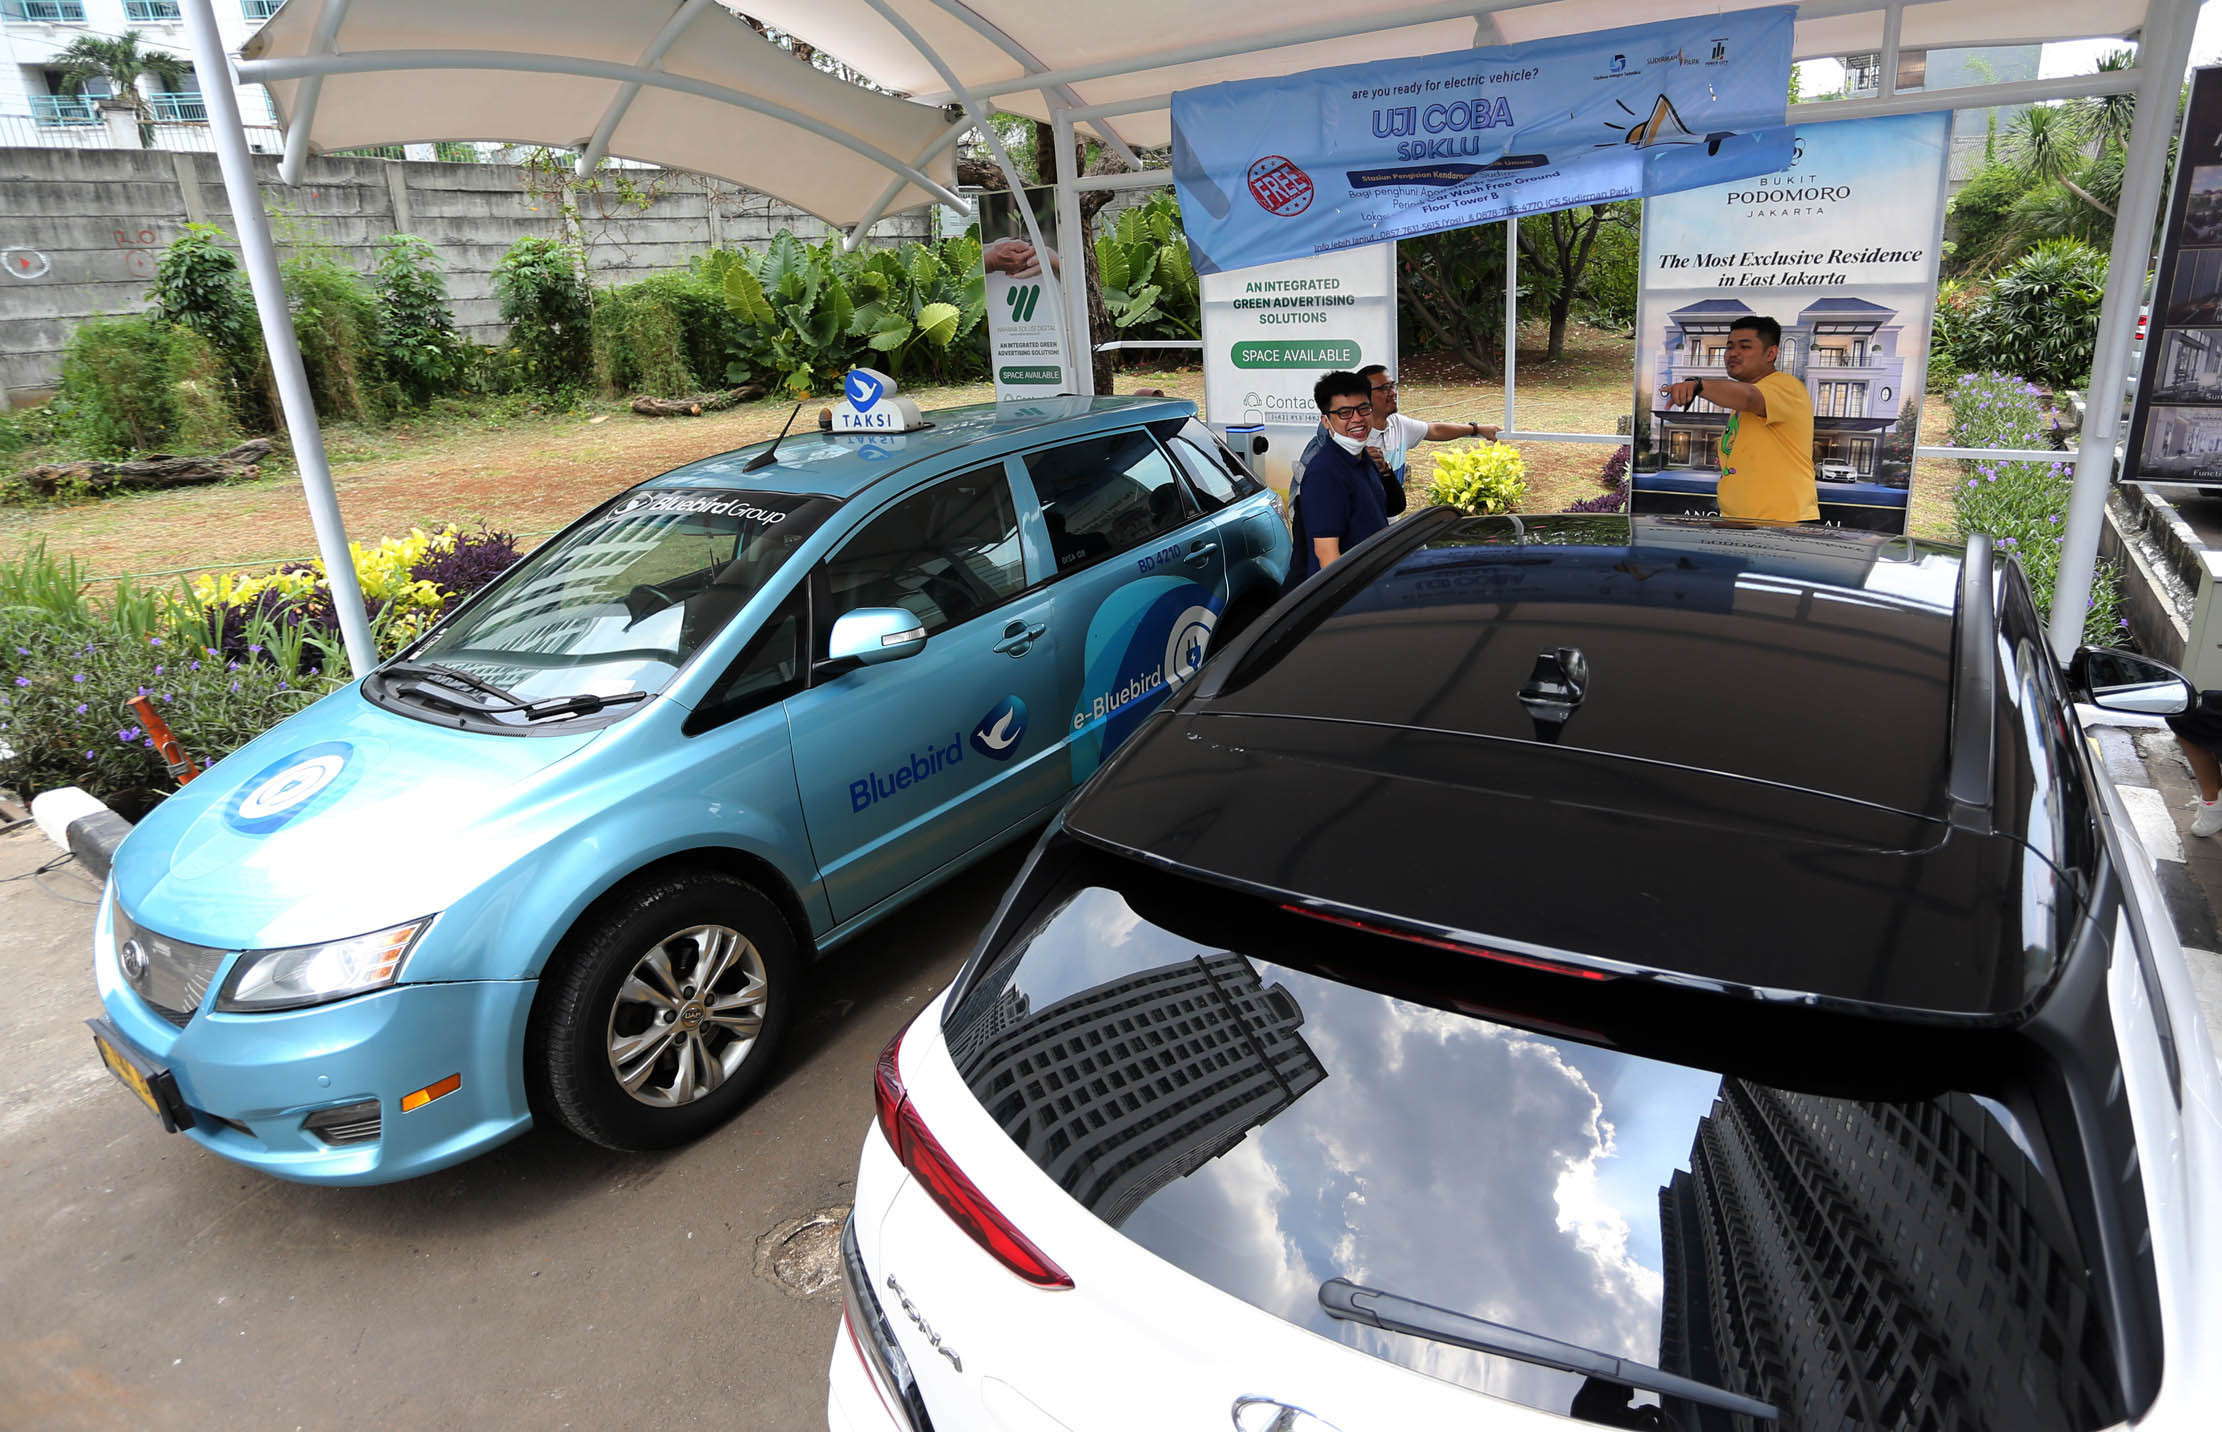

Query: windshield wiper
[383,660,527,706]
[1319,1278,1776,1423]
[382,662,649,723]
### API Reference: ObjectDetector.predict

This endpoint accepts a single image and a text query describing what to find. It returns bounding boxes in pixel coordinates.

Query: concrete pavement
[0,824,1018,1432]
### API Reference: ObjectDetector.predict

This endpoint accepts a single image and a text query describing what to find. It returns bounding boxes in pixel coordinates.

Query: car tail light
[1279,902,1613,981]
[875,1024,1073,1290]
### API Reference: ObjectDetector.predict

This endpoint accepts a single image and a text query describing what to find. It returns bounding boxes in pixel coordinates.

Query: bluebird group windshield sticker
[1168,6,1793,274]
[223,740,360,836]
[603,489,798,524]
[1070,580,1221,782]
[971,695,1029,761]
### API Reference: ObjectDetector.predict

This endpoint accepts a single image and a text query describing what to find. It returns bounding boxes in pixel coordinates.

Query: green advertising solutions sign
[1231,339,1362,369]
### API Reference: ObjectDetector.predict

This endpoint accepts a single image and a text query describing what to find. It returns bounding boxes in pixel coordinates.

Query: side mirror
[828,607,927,666]
[2072,646,2194,716]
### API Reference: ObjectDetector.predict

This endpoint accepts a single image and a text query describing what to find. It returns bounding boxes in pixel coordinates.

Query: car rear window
[943,841,2138,1430]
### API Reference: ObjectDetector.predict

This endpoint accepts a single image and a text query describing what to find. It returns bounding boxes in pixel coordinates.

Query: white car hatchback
[828,514,2222,1432]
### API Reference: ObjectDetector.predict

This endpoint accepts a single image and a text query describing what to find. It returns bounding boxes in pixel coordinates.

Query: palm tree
[2074,49,2139,155]
[2004,104,2115,220]
[51,31,191,142]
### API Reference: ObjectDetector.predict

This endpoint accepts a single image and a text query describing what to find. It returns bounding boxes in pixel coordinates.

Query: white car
[830,514,2222,1432]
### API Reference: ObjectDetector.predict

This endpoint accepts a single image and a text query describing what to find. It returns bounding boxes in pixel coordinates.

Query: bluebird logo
[1610,53,1626,73]
[971,695,1028,761]
[844,369,885,410]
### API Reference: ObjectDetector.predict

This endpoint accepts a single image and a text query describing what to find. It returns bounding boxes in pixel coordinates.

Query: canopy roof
[241,0,2147,227]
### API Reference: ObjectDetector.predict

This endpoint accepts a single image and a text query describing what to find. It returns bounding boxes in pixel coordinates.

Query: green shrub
[54,315,237,458]
[283,246,386,422]
[372,234,470,405]
[592,274,703,396]
[1943,162,2027,274]
[1095,195,1200,342]
[0,609,335,820]
[1426,443,1528,515]
[1947,371,2122,644]
[491,236,593,392]
[1952,240,2108,391]
[147,222,271,427]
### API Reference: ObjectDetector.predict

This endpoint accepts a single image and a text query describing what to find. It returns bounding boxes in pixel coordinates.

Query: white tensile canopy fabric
[243,0,2149,223]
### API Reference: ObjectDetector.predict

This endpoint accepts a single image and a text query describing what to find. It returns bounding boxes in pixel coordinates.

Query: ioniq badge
[1231,1396,1343,1431]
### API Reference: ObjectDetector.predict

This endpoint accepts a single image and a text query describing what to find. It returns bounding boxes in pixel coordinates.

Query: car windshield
[399,487,837,709]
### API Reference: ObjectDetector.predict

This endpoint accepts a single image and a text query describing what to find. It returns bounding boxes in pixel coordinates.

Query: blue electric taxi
[86,379,1290,1185]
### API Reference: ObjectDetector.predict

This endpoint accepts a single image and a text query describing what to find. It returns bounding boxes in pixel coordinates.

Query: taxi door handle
[1185,541,1220,565]
[994,620,1047,656]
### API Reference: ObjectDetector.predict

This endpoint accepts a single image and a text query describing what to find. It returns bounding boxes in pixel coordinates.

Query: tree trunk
[12,439,278,498]
[1547,305,1570,361]
[629,382,768,417]
[1080,189,1118,393]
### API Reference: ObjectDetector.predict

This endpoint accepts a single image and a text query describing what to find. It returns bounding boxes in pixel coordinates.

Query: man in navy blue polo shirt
[1293,370,1388,579]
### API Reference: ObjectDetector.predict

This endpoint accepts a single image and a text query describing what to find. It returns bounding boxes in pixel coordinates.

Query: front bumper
[91,893,536,1185]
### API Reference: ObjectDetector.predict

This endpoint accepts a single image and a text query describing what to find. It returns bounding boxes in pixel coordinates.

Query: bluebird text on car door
[1019,429,1229,784]
[783,465,1063,923]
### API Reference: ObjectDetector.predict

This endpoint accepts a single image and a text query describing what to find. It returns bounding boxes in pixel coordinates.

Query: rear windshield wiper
[1320,1278,1776,1423]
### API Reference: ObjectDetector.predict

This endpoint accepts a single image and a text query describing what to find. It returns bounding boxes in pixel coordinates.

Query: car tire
[531,869,799,1152]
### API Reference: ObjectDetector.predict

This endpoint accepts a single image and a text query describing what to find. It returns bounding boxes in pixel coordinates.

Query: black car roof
[1062,513,2090,1025]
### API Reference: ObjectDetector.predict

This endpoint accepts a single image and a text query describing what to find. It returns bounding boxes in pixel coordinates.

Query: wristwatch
[1692,377,1706,399]
[1468,422,1479,437]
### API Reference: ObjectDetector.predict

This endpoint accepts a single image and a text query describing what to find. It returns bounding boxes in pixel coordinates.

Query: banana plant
[1096,195,1200,339]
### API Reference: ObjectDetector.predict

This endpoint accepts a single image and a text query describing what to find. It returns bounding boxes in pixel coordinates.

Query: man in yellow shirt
[1660,315,1818,523]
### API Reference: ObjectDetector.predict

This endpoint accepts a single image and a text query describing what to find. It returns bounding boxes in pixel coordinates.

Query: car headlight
[214,918,434,1013]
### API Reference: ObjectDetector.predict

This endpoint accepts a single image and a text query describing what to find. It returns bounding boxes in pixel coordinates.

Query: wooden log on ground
[630,382,768,417]
[11,439,280,498]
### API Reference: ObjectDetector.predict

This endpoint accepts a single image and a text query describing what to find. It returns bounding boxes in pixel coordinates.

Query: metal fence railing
[28,95,100,126]
[124,0,183,19]
[0,0,88,20]
[241,0,279,17]
[146,92,209,123]
[0,114,285,153]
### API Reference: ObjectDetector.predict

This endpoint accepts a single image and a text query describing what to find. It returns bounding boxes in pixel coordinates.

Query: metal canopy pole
[1051,108,1095,395]
[2049,0,2199,660]
[1503,220,1517,434]
[182,0,376,675]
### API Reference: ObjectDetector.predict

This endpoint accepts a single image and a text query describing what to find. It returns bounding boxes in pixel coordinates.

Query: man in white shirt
[1357,364,1498,486]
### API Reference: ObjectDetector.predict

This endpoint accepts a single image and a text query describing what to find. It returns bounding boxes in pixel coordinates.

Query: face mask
[1329,429,1367,455]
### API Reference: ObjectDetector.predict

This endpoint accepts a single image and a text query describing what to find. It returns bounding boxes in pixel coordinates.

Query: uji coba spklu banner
[1167,6,1796,276]
[1630,112,1951,534]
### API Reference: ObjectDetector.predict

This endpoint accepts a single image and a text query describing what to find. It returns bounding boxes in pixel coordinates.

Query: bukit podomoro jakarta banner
[1168,6,1795,275]
[1631,112,1952,534]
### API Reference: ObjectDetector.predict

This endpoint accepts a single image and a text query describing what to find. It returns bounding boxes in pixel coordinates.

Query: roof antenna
[745,403,803,472]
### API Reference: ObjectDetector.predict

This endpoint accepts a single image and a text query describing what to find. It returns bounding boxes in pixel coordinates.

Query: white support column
[182,0,375,675]
[2050,0,2200,660]
[1052,108,1094,395]
[1503,219,1517,434]
[1877,4,1902,101]
[278,0,350,186]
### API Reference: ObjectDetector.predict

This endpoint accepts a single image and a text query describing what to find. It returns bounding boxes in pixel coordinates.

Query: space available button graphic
[971,695,1029,761]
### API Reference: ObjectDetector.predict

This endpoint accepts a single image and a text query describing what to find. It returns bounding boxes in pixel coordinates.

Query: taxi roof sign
[831,367,930,434]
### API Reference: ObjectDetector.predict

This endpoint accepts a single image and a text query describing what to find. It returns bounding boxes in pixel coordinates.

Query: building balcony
[2,0,88,19]
[147,92,209,123]
[28,94,100,125]
[124,0,182,19]
[242,0,280,17]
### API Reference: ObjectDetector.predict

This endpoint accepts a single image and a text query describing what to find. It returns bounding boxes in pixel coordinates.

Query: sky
[1796,3,2222,96]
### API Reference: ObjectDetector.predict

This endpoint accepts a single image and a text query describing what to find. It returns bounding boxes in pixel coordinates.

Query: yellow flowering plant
[1427,443,1527,516]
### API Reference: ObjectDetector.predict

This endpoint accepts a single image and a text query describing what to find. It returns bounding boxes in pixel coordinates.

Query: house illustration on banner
[1649,297,1910,486]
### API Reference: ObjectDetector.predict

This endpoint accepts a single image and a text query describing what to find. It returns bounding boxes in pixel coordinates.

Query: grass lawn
[0,324,1966,582]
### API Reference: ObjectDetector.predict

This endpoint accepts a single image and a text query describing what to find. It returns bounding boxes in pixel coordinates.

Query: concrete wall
[0,146,934,404]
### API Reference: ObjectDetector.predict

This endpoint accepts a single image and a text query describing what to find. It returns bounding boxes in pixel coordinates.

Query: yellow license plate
[94,1033,161,1119]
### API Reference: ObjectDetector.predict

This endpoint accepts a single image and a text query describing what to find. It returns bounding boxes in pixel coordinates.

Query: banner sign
[2126,67,2222,482]
[978,186,1072,400]
[1630,112,1951,533]
[1168,6,1795,276]
[1201,243,1397,451]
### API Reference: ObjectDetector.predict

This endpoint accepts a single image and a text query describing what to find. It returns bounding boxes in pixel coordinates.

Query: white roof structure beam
[918,0,1141,168]
[920,0,1944,105]
[845,115,973,250]
[277,0,352,185]
[576,0,718,178]
[234,48,969,211]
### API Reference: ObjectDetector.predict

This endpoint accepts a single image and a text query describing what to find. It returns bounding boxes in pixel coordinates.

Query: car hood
[112,684,604,949]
